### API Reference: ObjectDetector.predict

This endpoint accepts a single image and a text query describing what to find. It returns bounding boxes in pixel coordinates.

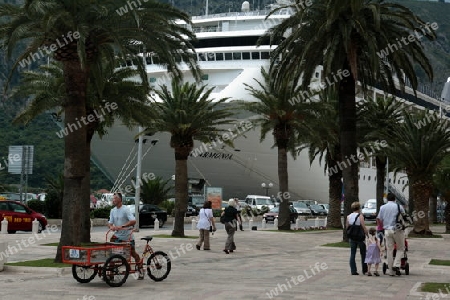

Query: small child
[364,227,382,276]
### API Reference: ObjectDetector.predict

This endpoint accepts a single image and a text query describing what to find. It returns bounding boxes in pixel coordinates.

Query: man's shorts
[110,236,136,249]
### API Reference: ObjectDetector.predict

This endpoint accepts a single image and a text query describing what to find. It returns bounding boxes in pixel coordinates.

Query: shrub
[90,207,112,219]
[44,190,62,218]
[27,200,45,214]
[159,200,175,216]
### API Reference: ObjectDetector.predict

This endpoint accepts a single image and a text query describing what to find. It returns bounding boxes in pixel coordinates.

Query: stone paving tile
[0,226,449,300]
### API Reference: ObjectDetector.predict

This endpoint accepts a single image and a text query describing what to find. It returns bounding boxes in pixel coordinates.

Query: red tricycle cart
[62,229,171,287]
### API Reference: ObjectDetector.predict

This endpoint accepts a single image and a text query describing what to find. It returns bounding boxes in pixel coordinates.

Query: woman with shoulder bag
[346,201,368,275]
[196,201,216,250]
[221,199,238,254]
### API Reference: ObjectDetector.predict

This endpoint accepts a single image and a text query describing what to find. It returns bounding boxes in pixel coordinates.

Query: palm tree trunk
[375,156,386,212]
[429,193,437,224]
[277,142,290,230]
[412,180,433,235]
[327,146,343,228]
[338,62,358,240]
[172,148,189,237]
[445,199,450,233]
[55,61,88,262]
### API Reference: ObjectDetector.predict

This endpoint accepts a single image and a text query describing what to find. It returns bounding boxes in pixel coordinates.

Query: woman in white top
[196,201,216,250]
[346,201,368,275]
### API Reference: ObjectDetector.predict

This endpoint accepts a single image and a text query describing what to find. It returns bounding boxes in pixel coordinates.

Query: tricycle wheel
[405,263,409,275]
[382,262,387,275]
[72,264,98,283]
[147,251,171,282]
[102,254,130,287]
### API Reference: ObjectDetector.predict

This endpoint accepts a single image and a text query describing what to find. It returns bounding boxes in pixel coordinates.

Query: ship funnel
[241,1,250,12]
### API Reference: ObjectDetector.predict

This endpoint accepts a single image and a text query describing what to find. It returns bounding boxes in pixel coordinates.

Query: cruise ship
[90,1,444,203]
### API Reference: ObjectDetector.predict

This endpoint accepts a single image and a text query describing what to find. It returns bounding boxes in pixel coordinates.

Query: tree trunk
[277,143,290,230]
[445,198,450,233]
[429,194,437,224]
[338,61,358,241]
[55,61,88,262]
[172,147,189,237]
[408,180,414,215]
[327,146,343,228]
[375,156,386,212]
[412,180,432,235]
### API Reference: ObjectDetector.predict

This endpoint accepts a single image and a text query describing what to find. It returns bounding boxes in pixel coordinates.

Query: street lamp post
[261,182,273,196]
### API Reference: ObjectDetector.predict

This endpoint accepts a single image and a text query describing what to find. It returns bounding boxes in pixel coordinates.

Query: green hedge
[27,200,45,214]
[90,207,112,219]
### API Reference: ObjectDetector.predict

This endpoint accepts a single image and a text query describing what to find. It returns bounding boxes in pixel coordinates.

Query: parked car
[361,199,377,220]
[263,206,299,224]
[138,204,167,228]
[318,203,329,214]
[186,204,198,217]
[0,200,47,233]
[291,201,312,216]
[309,204,328,216]
[123,197,143,215]
[245,195,276,211]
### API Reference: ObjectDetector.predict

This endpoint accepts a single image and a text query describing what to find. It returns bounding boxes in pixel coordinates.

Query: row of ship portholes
[119,51,273,68]
[359,175,407,185]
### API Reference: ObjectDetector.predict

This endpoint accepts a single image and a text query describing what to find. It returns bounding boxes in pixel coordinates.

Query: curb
[3,265,71,275]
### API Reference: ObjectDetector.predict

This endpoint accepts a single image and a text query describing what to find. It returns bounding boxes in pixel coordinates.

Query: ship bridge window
[216,53,224,61]
[225,53,233,60]
[261,52,270,59]
[242,52,250,60]
[252,52,260,60]
[233,52,242,60]
[199,53,208,61]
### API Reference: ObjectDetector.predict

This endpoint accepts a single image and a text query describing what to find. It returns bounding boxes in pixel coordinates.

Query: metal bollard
[154,218,160,231]
[315,217,319,228]
[191,218,197,231]
[274,217,278,228]
[262,218,266,229]
[295,218,300,230]
[32,218,39,234]
[249,218,253,230]
[1,218,8,234]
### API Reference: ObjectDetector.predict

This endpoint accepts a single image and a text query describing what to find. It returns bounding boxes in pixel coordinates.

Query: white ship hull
[89,6,426,203]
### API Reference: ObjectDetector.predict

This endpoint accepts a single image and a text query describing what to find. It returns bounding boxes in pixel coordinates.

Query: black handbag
[347,213,365,241]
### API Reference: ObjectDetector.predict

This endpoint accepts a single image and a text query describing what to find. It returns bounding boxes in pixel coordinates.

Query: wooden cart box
[62,243,131,265]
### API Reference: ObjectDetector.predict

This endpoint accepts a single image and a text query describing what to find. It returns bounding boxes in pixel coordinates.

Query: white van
[361,199,377,220]
[245,195,275,210]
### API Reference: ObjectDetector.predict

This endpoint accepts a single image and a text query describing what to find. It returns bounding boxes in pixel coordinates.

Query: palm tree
[0,0,199,261]
[297,88,342,229]
[144,80,234,237]
[133,176,173,206]
[381,110,450,234]
[357,96,403,212]
[242,67,311,230]
[12,60,150,242]
[265,0,436,217]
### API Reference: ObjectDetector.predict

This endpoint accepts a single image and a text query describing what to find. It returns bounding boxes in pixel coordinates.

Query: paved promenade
[0,224,449,300]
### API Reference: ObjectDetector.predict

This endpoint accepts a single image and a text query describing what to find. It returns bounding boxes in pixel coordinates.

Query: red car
[0,200,47,234]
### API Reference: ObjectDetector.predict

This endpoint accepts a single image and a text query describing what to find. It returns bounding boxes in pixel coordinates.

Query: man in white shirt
[108,192,144,279]
[377,193,405,276]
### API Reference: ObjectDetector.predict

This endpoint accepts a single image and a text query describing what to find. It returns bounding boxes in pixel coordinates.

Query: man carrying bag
[377,193,405,276]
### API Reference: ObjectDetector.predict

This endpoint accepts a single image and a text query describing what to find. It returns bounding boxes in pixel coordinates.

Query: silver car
[291,201,312,216]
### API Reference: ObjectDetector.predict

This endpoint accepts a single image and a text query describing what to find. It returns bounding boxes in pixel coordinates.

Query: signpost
[206,187,223,210]
[8,145,34,202]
